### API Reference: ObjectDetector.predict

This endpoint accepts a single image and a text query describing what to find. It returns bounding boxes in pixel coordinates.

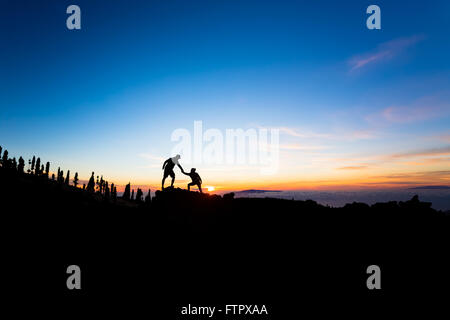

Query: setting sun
[207,186,215,192]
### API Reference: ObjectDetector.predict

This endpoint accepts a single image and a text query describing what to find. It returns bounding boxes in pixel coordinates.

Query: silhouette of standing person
[182,168,203,193]
[162,154,183,190]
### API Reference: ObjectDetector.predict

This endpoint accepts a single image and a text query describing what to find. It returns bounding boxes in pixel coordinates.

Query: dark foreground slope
[1,167,449,316]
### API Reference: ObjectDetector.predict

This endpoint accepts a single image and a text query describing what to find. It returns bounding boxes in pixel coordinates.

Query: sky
[1,0,450,192]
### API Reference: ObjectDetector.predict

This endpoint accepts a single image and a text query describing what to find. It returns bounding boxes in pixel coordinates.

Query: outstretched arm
[177,164,184,172]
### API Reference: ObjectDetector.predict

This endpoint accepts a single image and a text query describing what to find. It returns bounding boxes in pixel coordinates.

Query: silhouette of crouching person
[182,168,203,193]
[162,155,183,190]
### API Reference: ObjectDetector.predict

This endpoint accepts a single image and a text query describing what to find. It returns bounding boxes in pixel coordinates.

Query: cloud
[371,170,450,180]
[390,146,450,159]
[277,127,331,139]
[402,158,450,166]
[438,134,450,143]
[337,165,369,170]
[279,143,328,151]
[277,126,376,141]
[348,34,425,71]
[139,153,164,162]
[367,92,450,124]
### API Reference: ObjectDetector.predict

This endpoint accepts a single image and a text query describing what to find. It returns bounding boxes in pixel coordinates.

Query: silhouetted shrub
[58,169,64,184]
[18,157,25,174]
[65,170,70,185]
[123,183,131,200]
[87,172,95,192]
[105,181,110,199]
[2,149,9,168]
[73,172,79,187]
[99,176,104,193]
[136,188,143,202]
[45,162,50,177]
[35,157,41,175]
[113,186,117,202]
[145,189,151,204]
[31,156,35,173]
[223,192,235,200]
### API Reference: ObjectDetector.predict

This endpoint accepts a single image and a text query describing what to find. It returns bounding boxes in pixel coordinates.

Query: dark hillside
[1,165,449,315]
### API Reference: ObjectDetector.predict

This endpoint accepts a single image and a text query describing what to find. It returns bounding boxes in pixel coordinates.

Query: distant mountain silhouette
[409,185,450,190]
[235,189,281,194]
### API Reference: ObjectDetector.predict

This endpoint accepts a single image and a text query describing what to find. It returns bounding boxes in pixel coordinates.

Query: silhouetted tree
[2,149,9,168]
[27,159,31,174]
[131,189,135,201]
[35,157,41,175]
[113,186,117,201]
[0,146,2,160]
[52,173,55,181]
[96,176,100,192]
[40,164,44,175]
[57,167,61,181]
[12,157,17,170]
[87,172,95,192]
[57,169,63,183]
[31,156,35,173]
[18,157,25,174]
[65,170,70,185]
[123,183,131,200]
[83,184,86,190]
[145,189,151,205]
[105,181,110,199]
[45,162,50,177]
[100,176,104,193]
[73,172,79,187]
[136,188,143,202]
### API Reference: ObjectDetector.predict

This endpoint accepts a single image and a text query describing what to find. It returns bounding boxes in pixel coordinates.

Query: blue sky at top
[1,0,449,189]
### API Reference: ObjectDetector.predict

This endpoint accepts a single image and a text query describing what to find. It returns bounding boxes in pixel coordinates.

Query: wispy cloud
[276,126,377,141]
[139,153,164,162]
[371,170,450,181]
[279,143,328,151]
[277,127,331,139]
[438,134,450,143]
[337,165,369,170]
[366,92,450,124]
[348,34,425,71]
[389,146,450,159]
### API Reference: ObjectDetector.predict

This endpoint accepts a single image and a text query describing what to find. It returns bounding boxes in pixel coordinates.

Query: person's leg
[197,183,203,193]
[170,171,175,187]
[162,172,167,190]
[188,182,194,191]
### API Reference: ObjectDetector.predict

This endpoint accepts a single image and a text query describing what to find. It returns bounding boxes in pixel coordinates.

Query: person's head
[175,154,181,159]
[190,168,196,173]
